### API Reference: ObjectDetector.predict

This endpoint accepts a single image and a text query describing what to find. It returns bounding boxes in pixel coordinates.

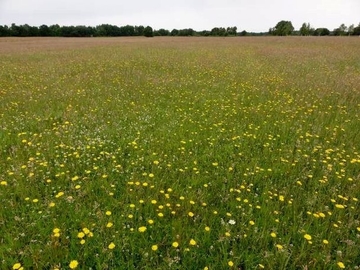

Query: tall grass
[0,37,359,269]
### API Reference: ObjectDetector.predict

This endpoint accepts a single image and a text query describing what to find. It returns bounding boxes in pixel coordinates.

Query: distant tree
[347,24,354,36]
[239,30,247,36]
[135,25,145,36]
[353,23,360,35]
[119,25,135,36]
[227,26,237,36]
[200,30,211,36]
[333,23,347,36]
[271,20,294,36]
[39,25,51,36]
[156,28,170,36]
[300,23,314,36]
[144,26,153,37]
[49,24,61,36]
[0,25,10,36]
[178,28,194,36]
[170,29,179,36]
[313,28,330,36]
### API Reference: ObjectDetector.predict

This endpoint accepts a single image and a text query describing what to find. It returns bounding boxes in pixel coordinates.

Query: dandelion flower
[323,239,329,244]
[13,263,22,269]
[0,181,7,186]
[106,222,113,228]
[106,211,112,216]
[270,232,277,238]
[148,219,154,225]
[189,239,197,246]
[228,261,234,267]
[337,262,345,269]
[69,260,78,269]
[108,242,116,249]
[188,212,194,217]
[304,234,312,240]
[172,241,179,248]
[276,244,284,250]
[151,245,158,251]
[77,232,85,238]
[205,226,210,232]
[138,226,147,233]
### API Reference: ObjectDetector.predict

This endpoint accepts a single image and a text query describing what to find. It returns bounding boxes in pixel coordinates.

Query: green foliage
[300,23,314,36]
[313,28,330,36]
[144,26,153,37]
[270,20,294,36]
[333,23,348,36]
[0,37,359,269]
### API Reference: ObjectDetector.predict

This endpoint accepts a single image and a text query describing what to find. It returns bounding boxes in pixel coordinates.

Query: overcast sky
[0,0,359,32]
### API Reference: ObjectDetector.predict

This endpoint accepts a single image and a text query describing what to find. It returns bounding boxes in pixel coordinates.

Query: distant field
[0,37,359,269]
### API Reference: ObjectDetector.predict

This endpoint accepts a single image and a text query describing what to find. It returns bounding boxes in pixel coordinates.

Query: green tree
[333,23,347,36]
[313,28,330,36]
[144,26,153,37]
[239,30,247,36]
[170,29,179,36]
[0,25,10,36]
[135,26,145,36]
[347,24,354,36]
[271,20,294,36]
[226,26,237,36]
[300,23,314,36]
[353,23,360,35]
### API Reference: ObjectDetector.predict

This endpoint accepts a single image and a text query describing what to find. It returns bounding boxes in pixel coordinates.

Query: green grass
[0,36,359,269]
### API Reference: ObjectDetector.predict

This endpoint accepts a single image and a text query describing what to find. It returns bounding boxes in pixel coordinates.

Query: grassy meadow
[0,36,359,269]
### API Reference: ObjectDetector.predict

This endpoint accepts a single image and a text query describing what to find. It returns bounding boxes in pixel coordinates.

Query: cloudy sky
[0,0,359,32]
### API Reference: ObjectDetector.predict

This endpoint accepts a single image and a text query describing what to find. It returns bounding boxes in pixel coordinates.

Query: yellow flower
[106,211,112,216]
[337,262,345,269]
[108,242,116,249]
[228,261,234,267]
[335,204,345,209]
[13,263,22,269]
[151,200,157,204]
[270,232,277,238]
[69,260,78,269]
[138,226,147,233]
[188,212,194,217]
[205,226,210,232]
[49,202,55,207]
[304,234,312,241]
[276,244,284,250]
[323,239,329,244]
[80,239,85,245]
[172,241,179,248]
[148,219,154,224]
[189,239,197,246]
[151,244,158,251]
[0,181,7,186]
[106,222,113,228]
[249,220,255,225]
[77,232,85,238]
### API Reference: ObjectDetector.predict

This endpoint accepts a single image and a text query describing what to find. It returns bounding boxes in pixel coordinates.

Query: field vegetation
[0,36,359,269]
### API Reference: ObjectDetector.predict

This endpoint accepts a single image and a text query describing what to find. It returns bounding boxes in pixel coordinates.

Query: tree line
[270,21,360,36]
[0,21,359,37]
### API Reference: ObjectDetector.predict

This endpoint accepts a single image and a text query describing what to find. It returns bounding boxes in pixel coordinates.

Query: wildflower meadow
[0,36,359,269]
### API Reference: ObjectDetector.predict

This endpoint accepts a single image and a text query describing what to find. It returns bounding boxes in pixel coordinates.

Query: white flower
[228,219,236,225]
